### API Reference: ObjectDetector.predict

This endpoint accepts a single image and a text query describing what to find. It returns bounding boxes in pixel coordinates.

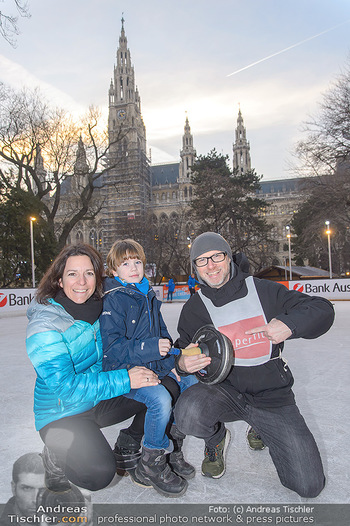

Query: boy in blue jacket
[100,239,197,498]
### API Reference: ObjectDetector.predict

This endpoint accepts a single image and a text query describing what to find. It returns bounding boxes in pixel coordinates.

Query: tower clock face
[117,108,126,120]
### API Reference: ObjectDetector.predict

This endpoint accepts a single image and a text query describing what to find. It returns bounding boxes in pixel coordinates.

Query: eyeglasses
[194,252,227,268]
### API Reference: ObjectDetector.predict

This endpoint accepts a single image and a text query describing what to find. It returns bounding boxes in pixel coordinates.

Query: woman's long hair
[36,244,104,304]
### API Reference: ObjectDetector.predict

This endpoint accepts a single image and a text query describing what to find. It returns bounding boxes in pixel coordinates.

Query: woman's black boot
[113,429,142,471]
[41,446,71,492]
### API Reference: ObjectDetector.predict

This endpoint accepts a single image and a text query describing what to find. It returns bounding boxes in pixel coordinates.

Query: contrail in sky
[227,19,350,77]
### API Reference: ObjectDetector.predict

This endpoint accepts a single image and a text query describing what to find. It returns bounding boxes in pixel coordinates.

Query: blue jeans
[124,372,197,450]
[174,382,325,498]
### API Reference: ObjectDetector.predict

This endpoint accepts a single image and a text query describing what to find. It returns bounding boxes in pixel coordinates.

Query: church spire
[179,113,196,183]
[105,18,150,251]
[232,107,251,174]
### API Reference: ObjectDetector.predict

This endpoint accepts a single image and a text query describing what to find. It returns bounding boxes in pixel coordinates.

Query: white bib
[198,276,272,367]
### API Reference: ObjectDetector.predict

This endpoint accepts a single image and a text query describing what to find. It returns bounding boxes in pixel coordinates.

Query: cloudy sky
[1,0,350,180]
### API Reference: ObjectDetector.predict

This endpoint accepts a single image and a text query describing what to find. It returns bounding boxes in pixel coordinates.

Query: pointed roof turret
[74,136,89,176]
[179,113,196,183]
[233,107,251,174]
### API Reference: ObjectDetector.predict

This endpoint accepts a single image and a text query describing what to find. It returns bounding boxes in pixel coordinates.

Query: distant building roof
[257,177,305,195]
[151,163,179,186]
[150,167,307,193]
[255,265,331,280]
[60,174,103,195]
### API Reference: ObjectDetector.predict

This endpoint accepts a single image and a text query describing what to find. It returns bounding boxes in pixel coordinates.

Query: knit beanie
[191,232,232,263]
[190,232,234,284]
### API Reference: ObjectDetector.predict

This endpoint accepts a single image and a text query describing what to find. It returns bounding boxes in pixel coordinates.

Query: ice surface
[0,301,349,505]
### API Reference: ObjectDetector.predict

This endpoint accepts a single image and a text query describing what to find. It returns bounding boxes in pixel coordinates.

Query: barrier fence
[1,278,349,317]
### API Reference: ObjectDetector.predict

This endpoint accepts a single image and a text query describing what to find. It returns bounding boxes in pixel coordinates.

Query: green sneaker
[201,429,231,479]
[246,427,266,450]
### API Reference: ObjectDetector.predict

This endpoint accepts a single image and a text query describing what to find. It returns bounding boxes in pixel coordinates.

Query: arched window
[76,231,83,243]
[170,212,180,240]
[159,213,169,241]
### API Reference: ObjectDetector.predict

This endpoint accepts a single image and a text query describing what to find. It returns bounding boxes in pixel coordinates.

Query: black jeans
[39,396,146,491]
[174,383,325,498]
[39,377,180,491]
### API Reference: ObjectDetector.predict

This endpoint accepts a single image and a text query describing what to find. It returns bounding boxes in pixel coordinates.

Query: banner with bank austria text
[277,278,350,300]
[0,288,36,316]
[0,279,349,318]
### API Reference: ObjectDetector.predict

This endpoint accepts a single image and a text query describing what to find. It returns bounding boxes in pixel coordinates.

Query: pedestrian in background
[187,273,197,296]
[167,278,175,302]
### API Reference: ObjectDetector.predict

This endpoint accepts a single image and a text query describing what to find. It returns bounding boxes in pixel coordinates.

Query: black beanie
[190,232,232,263]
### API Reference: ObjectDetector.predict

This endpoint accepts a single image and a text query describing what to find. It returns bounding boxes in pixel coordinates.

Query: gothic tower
[102,17,151,250]
[178,114,196,204]
[232,108,251,174]
[72,136,89,192]
[179,115,196,183]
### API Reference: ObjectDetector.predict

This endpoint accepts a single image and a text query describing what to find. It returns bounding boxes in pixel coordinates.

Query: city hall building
[60,20,304,266]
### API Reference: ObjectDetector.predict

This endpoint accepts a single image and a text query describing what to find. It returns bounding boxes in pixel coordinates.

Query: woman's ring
[146,377,149,382]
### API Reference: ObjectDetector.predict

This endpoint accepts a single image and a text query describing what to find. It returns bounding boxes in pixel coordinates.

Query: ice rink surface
[0,300,349,506]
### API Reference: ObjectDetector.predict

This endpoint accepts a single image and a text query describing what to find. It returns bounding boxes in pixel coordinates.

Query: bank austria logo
[293,283,304,293]
[0,292,8,307]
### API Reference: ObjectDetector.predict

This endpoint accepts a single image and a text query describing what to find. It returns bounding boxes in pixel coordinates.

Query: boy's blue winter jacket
[101,277,175,377]
[26,299,131,431]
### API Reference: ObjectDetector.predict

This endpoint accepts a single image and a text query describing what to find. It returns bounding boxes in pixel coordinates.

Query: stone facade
[61,20,304,266]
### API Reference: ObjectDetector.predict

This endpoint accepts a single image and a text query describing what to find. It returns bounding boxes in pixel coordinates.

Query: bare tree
[291,170,350,275]
[0,0,30,46]
[0,83,127,251]
[290,57,350,274]
[144,207,192,283]
[292,56,350,177]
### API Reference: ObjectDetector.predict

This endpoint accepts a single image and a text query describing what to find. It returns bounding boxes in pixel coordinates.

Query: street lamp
[325,220,333,279]
[286,225,292,281]
[187,236,192,273]
[30,216,37,288]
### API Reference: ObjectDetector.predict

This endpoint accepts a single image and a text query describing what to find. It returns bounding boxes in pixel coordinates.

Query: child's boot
[168,424,195,479]
[135,446,188,497]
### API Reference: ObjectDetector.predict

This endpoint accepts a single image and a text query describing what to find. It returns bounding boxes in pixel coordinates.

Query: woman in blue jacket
[26,243,158,493]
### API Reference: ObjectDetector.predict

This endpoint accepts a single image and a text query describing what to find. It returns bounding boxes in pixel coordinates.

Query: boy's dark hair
[106,239,146,277]
[36,243,104,303]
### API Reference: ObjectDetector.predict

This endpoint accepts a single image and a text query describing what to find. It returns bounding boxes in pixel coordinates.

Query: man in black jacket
[174,232,335,498]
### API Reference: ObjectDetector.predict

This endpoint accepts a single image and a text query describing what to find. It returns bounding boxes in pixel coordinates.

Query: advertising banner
[0,289,36,317]
[277,278,350,300]
[162,284,190,301]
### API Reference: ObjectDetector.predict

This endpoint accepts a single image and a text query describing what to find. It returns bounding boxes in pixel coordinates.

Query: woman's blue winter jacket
[100,278,175,377]
[26,299,131,431]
